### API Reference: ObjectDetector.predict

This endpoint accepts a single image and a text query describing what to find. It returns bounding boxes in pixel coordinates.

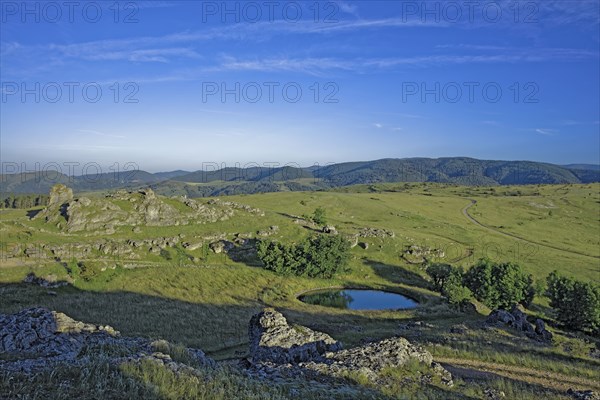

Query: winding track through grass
[438,357,600,392]
[461,200,599,259]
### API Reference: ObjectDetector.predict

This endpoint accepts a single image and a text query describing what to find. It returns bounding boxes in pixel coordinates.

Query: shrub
[442,267,472,306]
[426,263,453,291]
[546,271,600,333]
[257,234,349,279]
[312,207,327,225]
[427,263,472,307]
[463,258,534,309]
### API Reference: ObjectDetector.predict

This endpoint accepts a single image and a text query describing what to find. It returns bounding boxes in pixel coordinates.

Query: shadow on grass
[1,281,592,399]
[365,259,433,291]
[26,209,43,219]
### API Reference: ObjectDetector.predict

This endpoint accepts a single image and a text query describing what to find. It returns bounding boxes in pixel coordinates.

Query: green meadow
[1,182,599,398]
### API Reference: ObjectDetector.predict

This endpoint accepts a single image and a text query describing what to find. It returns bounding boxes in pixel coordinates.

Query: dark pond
[298,289,419,310]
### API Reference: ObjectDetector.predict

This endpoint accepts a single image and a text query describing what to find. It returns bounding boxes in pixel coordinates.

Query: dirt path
[461,200,599,260]
[437,357,600,392]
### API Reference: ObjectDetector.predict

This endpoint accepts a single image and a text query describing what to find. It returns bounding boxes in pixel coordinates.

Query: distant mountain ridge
[1,158,598,196]
[562,164,600,171]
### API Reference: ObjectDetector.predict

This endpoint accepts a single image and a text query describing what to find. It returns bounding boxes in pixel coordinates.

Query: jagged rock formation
[35,184,74,225]
[34,186,264,233]
[47,184,73,207]
[248,308,342,364]
[486,304,552,341]
[246,309,452,386]
[0,308,214,373]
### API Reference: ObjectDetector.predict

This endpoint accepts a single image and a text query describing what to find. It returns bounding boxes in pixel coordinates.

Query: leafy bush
[546,271,600,333]
[312,207,327,225]
[257,234,349,278]
[442,267,472,306]
[426,263,472,306]
[426,263,453,291]
[463,259,534,309]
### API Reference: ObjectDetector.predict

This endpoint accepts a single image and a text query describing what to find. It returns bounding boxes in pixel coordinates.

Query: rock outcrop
[358,227,395,239]
[486,304,552,341]
[47,184,73,207]
[36,186,263,233]
[249,308,341,364]
[0,308,214,373]
[247,309,452,386]
[322,225,337,234]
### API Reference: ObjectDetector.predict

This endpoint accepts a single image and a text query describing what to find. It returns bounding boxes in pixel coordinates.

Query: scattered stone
[534,318,553,341]
[23,273,70,289]
[0,308,214,374]
[346,234,359,248]
[358,228,395,239]
[359,242,369,250]
[567,389,600,400]
[403,245,444,262]
[322,225,337,234]
[209,240,234,254]
[450,324,469,334]
[486,309,515,326]
[486,305,552,341]
[484,387,506,399]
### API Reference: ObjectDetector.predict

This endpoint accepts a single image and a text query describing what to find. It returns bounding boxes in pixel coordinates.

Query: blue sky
[1,0,599,172]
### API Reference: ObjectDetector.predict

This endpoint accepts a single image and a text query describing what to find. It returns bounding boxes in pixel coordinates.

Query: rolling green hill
[2,158,599,198]
[1,182,599,399]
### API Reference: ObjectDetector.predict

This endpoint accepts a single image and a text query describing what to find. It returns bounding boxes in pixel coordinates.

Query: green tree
[257,234,349,279]
[426,263,453,291]
[463,258,534,309]
[312,207,327,225]
[546,271,600,333]
[443,268,472,306]
[301,234,350,278]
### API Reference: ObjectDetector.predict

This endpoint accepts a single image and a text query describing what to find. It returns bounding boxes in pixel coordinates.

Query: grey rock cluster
[35,185,264,234]
[486,304,552,341]
[257,225,279,237]
[22,272,71,288]
[247,308,452,386]
[0,308,214,373]
[357,227,395,238]
[322,225,338,234]
[567,389,600,400]
[249,308,342,364]
[207,198,264,215]
[404,245,445,260]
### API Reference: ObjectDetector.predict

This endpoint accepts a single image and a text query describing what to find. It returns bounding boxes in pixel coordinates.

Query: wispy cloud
[77,129,126,139]
[373,123,383,128]
[534,128,558,136]
[210,48,597,75]
[336,1,360,17]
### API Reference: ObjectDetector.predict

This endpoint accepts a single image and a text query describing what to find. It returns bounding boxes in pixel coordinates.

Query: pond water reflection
[299,289,419,310]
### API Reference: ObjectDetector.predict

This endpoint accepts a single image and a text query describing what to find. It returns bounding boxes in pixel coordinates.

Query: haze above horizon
[1,1,599,171]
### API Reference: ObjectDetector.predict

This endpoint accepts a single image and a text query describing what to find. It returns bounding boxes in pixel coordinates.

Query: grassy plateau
[1,182,599,399]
